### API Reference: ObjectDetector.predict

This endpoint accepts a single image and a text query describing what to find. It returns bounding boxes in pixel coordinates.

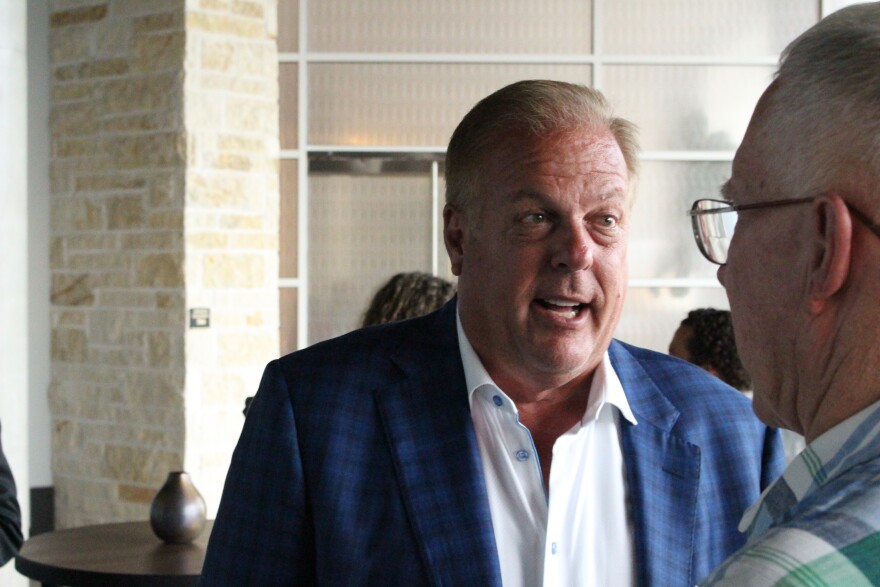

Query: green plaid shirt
[701,399,880,586]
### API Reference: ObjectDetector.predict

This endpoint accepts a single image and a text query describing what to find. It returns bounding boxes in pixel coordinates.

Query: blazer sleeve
[0,421,23,567]
[199,360,315,586]
[762,425,786,489]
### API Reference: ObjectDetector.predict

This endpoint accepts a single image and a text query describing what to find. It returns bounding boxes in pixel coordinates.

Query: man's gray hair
[445,80,639,221]
[764,2,880,206]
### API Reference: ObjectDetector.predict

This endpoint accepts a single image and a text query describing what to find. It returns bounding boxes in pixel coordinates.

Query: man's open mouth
[536,298,588,318]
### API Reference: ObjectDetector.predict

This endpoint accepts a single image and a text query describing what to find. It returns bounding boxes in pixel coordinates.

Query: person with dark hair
[690,4,880,583]
[202,79,783,587]
[669,308,750,391]
[361,272,456,327]
[0,420,23,567]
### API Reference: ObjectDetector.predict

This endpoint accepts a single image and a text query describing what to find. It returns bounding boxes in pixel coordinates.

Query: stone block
[219,213,263,230]
[197,71,270,95]
[147,331,177,367]
[89,309,128,344]
[156,291,185,309]
[217,133,264,153]
[231,41,274,77]
[200,38,235,71]
[94,18,134,58]
[133,12,180,34]
[65,233,119,251]
[104,73,180,115]
[52,309,87,328]
[53,81,94,103]
[133,31,185,73]
[122,231,182,250]
[199,373,245,405]
[75,174,147,192]
[150,173,185,208]
[52,198,103,231]
[51,27,93,64]
[198,0,231,10]
[107,195,146,229]
[216,152,252,171]
[118,484,156,504]
[226,97,276,133]
[101,111,180,133]
[218,331,276,365]
[51,101,103,137]
[186,12,265,38]
[202,253,265,288]
[104,444,182,484]
[186,232,229,249]
[187,172,250,209]
[51,328,88,362]
[51,273,95,306]
[51,4,109,28]
[50,237,65,268]
[108,132,185,170]
[147,209,183,230]
[56,137,103,158]
[79,57,130,79]
[231,0,264,18]
[136,253,184,287]
[230,233,277,250]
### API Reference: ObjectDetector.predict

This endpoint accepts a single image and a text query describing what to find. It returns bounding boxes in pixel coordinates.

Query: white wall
[0,0,31,583]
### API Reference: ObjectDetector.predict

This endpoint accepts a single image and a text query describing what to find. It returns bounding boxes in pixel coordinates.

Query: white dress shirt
[458,314,638,587]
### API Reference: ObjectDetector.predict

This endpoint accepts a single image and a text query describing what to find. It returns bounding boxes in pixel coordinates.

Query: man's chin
[752,392,794,432]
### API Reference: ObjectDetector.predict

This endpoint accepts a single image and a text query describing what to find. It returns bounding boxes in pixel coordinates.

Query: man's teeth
[540,299,585,316]
[545,299,579,307]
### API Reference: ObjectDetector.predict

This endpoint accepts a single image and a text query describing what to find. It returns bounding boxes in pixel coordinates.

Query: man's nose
[717,263,727,287]
[551,222,593,271]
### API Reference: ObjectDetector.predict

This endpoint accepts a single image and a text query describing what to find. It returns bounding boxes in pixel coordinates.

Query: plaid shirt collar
[740,397,880,541]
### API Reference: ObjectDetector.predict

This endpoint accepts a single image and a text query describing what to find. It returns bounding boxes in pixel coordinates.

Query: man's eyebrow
[720,180,733,202]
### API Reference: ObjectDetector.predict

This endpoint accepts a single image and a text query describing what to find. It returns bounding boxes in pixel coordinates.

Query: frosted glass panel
[628,161,730,280]
[604,65,775,151]
[279,159,298,278]
[279,64,298,150]
[277,0,298,53]
[309,64,592,146]
[615,287,730,353]
[280,287,298,355]
[308,173,434,345]
[604,0,818,56]
[309,0,590,53]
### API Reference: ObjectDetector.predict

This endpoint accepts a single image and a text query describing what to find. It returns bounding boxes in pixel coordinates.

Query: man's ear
[443,204,466,277]
[808,193,853,314]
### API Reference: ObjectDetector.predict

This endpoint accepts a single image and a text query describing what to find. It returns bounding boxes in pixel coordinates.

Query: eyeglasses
[689,196,880,265]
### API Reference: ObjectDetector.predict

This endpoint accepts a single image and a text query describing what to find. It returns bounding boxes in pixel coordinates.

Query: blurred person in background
[361,271,456,327]
[0,420,23,567]
[669,308,750,391]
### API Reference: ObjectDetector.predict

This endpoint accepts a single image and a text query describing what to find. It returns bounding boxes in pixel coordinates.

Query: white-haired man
[691,3,880,584]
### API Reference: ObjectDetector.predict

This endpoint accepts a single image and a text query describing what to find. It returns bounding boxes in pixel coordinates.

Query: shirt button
[515,449,529,461]
[551,542,558,555]
[492,395,503,407]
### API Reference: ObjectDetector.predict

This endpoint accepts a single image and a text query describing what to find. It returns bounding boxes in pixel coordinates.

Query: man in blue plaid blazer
[201,80,784,586]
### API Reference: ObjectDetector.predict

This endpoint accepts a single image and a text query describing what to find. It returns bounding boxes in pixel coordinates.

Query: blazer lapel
[375,301,502,587]
[610,341,701,587]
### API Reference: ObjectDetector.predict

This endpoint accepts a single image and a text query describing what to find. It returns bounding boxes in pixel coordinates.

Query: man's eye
[522,213,546,225]
[599,215,618,228]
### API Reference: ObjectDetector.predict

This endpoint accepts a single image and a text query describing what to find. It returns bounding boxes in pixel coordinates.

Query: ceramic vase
[149,471,207,544]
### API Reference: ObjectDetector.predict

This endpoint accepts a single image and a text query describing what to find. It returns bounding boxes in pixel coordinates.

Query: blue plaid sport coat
[200,298,784,586]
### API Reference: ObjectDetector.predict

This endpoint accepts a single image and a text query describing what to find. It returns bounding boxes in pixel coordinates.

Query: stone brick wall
[49,0,278,527]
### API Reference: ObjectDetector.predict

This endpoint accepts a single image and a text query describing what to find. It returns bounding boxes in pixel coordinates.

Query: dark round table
[15,520,213,587]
